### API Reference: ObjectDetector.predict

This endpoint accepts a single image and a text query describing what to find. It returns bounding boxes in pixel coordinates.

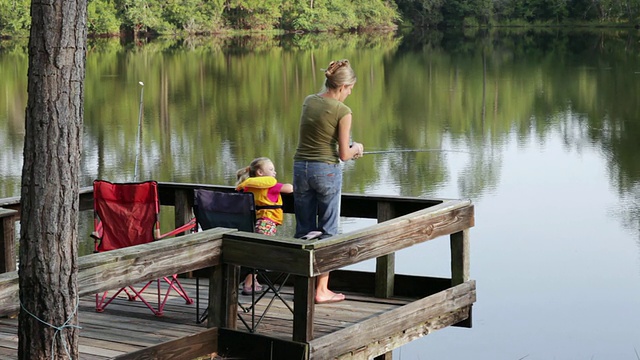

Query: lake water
[1,29,639,359]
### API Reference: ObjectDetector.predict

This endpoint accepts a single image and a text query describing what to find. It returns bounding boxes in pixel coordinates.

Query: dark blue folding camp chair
[193,189,293,331]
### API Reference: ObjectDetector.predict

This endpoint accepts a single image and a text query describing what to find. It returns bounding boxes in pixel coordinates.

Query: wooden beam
[311,202,474,274]
[0,197,21,212]
[0,186,92,214]
[222,235,313,276]
[0,271,19,316]
[451,229,472,328]
[309,281,476,359]
[375,201,396,298]
[153,182,444,219]
[173,188,193,232]
[224,202,473,278]
[78,186,94,212]
[207,263,238,329]
[340,307,470,360]
[218,328,308,360]
[113,328,218,360]
[293,275,315,342]
[340,192,443,219]
[0,208,17,274]
[374,353,393,360]
[207,264,223,328]
[327,270,452,300]
[451,229,470,286]
[0,228,228,317]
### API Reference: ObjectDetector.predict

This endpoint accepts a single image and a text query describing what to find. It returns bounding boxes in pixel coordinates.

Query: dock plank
[0,277,473,359]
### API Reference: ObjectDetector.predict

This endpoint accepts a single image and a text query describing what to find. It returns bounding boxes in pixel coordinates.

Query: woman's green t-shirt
[294,94,352,164]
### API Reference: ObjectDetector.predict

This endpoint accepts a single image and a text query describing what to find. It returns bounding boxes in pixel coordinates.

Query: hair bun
[324,59,350,76]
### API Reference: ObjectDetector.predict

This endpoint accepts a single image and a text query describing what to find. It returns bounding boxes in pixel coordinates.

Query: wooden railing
[0,207,18,273]
[0,182,474,344]
[0,228,226,317]
[219,199,473,342]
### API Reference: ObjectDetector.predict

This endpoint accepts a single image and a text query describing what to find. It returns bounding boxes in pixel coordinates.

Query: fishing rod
[133,81,144,181]
[363,149,468,155]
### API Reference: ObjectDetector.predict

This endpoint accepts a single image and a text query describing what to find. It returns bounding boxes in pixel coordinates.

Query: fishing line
[363,149,469,155]
[133,81,144,181]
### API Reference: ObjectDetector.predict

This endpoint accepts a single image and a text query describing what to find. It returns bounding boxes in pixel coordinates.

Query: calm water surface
[1,29,639,359]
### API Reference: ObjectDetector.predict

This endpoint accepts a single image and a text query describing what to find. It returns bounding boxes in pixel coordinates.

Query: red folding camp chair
[92,179,197,316]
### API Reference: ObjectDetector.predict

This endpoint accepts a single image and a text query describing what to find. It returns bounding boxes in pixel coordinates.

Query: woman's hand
[350,141,364,160]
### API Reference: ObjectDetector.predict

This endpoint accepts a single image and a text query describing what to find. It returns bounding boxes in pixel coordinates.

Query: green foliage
[394,0,444,28]
[291,5,342,31]
[161,0,225,34]
[282,0,399,31]
[0,0,403,35]
[0,0,30,37]
[395,0,640,27]
[441,0,492,26]
[88,0,121,35]
[115,0,167,33]
[225,0,283,30]
[5,0,640,37]
[352,0,400,29]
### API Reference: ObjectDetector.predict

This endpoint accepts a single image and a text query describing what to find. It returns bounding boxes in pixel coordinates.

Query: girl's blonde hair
[236,157,271,186]
[321,59,356,92]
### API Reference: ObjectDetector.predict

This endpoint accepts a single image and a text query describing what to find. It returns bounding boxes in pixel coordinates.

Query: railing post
[174,189,193,232]
[209,264,238,329]
[292,275,315,342]
[0,208,18,274]
[450,229,470,286]
[450,228,472,328]
[375,202,395,298]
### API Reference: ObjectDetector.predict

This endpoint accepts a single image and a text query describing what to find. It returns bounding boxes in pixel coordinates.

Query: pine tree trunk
[18,0,87,358]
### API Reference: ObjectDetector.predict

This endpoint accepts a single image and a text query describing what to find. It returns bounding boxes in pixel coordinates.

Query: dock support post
[450,229,470,285]
[292,275,315,342]
[450,229,471,327]
[209,264,239,329]
[0,209,17,274]
[208,264,223,328]
[375,202,395,298]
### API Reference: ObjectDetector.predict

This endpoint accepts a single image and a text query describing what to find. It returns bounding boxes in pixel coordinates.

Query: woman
[293,59,364,304]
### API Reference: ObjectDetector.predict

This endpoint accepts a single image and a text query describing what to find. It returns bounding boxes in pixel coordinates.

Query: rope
[20,295,82,360]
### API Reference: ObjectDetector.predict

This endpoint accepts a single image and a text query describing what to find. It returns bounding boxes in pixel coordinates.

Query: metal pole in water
[134,81,144,181]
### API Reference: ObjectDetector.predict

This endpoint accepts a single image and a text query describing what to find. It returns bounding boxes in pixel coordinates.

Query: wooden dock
[0,276,474,359]
[0,182,476,359]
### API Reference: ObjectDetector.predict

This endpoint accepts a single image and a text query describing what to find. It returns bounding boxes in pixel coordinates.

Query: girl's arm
[280,183,293,193]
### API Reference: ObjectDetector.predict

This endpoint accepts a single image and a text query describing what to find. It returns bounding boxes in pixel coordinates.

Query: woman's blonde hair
[236,157,271,186]
[321,59,356,92]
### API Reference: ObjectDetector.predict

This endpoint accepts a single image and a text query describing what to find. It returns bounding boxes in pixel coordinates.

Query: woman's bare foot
[315,291,345,304]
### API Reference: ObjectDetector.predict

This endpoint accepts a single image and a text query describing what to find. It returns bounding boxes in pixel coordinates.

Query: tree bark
[18,0,87,358]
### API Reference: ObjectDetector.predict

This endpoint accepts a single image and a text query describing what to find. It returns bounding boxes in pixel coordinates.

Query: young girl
[236,157,293,294]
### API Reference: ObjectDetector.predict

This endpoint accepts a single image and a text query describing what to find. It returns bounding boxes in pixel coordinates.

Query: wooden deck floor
[0,277,411,359]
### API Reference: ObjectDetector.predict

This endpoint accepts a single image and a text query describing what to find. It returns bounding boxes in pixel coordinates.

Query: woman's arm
[338,113,363,161]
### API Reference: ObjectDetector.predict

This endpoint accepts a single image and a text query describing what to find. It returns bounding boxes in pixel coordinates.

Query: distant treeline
[1,0,639,37]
